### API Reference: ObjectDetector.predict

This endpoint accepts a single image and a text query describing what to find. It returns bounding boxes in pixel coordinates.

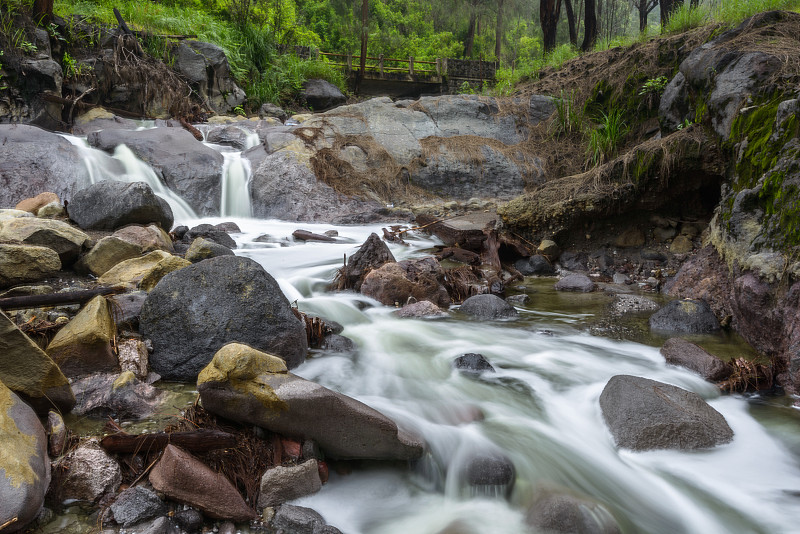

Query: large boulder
[51,439,121,503]
[0,311,75,415]
[0,244,61,288]
[649,299,721,334]
[525,489,621,534]
[67,181,174,231]
[361,257,450,307]
[340,232,396,291]
[459,294,518,319]
[46,296,117,378]
[198,343,424,460]
[301,79,346,111]
[169,40,246,114]
[599,375,734,451]
[140,257,308,381]
[660,338,733,382]
[0,382,51,533]
[0,218,88,265]
[87,128,224,216]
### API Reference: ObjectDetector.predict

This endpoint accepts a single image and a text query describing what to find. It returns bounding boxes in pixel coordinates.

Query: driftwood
[437,247,480,265]
[100,429,237,454]
[0,285,129,311]
[179,117,204,141]
[292,229,336,243]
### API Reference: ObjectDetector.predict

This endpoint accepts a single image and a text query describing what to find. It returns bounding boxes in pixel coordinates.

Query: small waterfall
[213,131,259,218]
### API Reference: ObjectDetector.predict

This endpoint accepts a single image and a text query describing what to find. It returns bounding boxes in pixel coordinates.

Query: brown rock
[149,445,257,521]
[46,295,117,378]
[340,233,395,291]
[257,460,322,508]
[0,244,61,288]
[614,228,645,248]
[670,235,694,254]
[15,192,60,214]
[361,257,450,307]
[113,224,174,253]
[660,338,733,382]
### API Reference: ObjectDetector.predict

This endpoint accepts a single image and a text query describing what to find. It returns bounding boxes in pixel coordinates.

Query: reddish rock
[281,438,302,461]
[660,338,733,382]
[318,461,329,484]
[361,257,450,307]
[15,192,60,214]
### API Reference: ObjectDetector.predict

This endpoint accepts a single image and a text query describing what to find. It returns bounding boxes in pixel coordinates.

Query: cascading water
[209,131,259,218]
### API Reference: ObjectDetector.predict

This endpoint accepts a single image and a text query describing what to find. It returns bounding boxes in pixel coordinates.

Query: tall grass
[711,0,800,24]
[587,109,628,167]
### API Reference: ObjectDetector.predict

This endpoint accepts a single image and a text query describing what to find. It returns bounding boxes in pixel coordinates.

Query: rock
[395,300,449,318]
[609,294,659,315]
[172,509,203,533]
[453,353,495,374]
[108,291,148,329]
[301,79,346,111]
[46,296,117,378]
[599,375,734,451]
[52,439,121,502]
[113,224,175,253]
[15,192,60,214]
[0,209,33,220]
[614,228,646,248]
[110,486,167,527]
[36,201,64,218]
[0,310,75,416]
[0,218,89,265]
[554,274,596,293]
[149,444,257,521]
[0,382,51,533]
[205,124,252,150]
[47,410,68,458]
[182,224,237,249]
[98,250,190,291]
[0,244,61,288]
[654,226,677,242]
[87,128,224,216]
[660,338,733,382]
[118,339,150,380]
[525,489,621,534]
[257,460,322,508]
[169,40,245,114]
[459,294,518,319]
[506,294,530,305]
[215,221,241,233]
[341,233,396,291]
[649,299,721,334]
[185,237,235,263]
[70,371,166,420]
[361,257,450,307]
[464,453,515,495]
[612,273,630,285]
[320,334,357,353]
[197,344,423,460]
[140,257,307,380]
[67,181,173,231]
[537,239,560,259]
[558,251,588,272]
[74,236,142,277]
[670,235,694,254]
[515,255,555,276]
[259,103,288,122]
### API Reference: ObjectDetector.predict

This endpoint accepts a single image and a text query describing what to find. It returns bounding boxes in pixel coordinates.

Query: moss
[0,382,39,489]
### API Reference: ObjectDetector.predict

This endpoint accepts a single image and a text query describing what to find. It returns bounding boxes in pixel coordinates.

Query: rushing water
[170,216,800,534]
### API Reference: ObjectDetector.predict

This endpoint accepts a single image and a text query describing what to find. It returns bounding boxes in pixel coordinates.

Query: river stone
[454,353,495,374]
[182,223,237,249]
[47,410,68,458]
[113,224,175,253]
[98,250,190,290]
[554,274,596,293]
[108,291,148,329]
[140,257,307,380]
[197,344,424,460]
[459,294,518,319]
[0,244,61,288]
[52,438,121,502]
[342,233,396,291]
[46,296,117,378]
[0,210,33,220]
[660,338,733,382]
[110,486,167,527]
[361,257,450,308]
[649,299,721,334]
[515,255,555,276]
[670,235,694,254]
[465,453,515,494]
[15,192,60,214]
[599,375,734,451]
[0,310,75,416]
[70,371,166,420]
[67,181,174,231]
[75,236,142,276]
[172,509,203,533]
[320,334,357,353]
[271,504,341,534]
[149,444,257,521]
[257,459,322,508]
[395,300,449,318]
[185,237,235,263]
[301,79,346,111]
[525,489,621,534]
[609,294,660,315]
[0,217,89,265]
[0,382,51,533]
[538,239,560,259]
[117,339,149,380]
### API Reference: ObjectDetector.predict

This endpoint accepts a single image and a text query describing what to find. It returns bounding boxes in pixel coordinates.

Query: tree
[660,0,685,25]
[495,0,505,60]
[32,0,54,25]
[540,0,562,53]
[632,0,658,33]
[581,0,596,51]
[564,0,577,46]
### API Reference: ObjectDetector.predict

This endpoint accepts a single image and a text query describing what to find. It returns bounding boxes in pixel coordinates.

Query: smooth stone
[459,294,518,319]
[554,274,596,293]
[525,489,621,534]
[0,217,89,265]
[395,300,449,318]
[453,353,495,374]
[184,237,235,263]
[15,192,60,214]
[98,250,190,291]
[46,296,117,378]
[660,338,733,382]
[74,236,142,277]
[110,486,167,527]
[649,299,721,334]
[0,244,61,288]
[257,459,322,508]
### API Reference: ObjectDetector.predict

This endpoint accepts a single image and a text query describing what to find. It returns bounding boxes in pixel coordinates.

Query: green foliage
[711,0,800,25]
[62,51,91,78]
[639,76,668,96]
[233,104,245,116]
[664,3,709,34]
[587,109,628,167]
[553,90,585,137]
[244,53,345,108]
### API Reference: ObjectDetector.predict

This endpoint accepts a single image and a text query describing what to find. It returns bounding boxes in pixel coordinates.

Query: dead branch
[0,285,130,311]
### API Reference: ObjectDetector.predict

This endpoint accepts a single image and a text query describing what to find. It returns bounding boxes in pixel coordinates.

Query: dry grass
[718,357,775,393]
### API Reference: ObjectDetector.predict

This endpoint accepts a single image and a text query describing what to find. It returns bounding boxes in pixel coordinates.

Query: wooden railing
[319,52,444,78]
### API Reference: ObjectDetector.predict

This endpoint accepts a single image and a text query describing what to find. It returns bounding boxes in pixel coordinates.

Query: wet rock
[660,338,733,382]
[506,294,530,305]
[47,410,68,458]
[108,291,147,329]
[0,382,51,533]
[75,236,142,277]
[215,221,241,233]
[70,371,166,420]
[320,334,357,353]
[554,274,596,293]
[649,299,721,334]
[464,453,515,496]
[110,486,167,527]
[270,504,341,534]
[0,244,61,288]
[361,257,450,308]
[113,224,175,253]
[169,40,245,115]
[301,79,346,111]
[259,103,288,122]
[614,228,646,248]
[141,257,308,380]
[257,460,322,508]
[126,515,174,534]
[341,233,396,291]
[98,250,190,291]
[118,338,150,379]
[537,239,560,259]
[670,235,694,254]
[559,251,588,272]
[182,224,237,249]
[525,489,621,534]
[0,217,89,265]
[150,444,256,521]
[641,249,668,262]
[205,124,251,150]
[609,294,659,315]
[185,237,235,263]
[67,181,173,231]
[0,310,75,416]
[46,296,117,378]
[459,294,518,319]
[172,509,203,533]
[395,300,449,318]
[515,255,555,276]
[599,375,733,451]
[453,353,495,374]
[198,343,423,460]
[15,192,60,214]
[52,439,121,502]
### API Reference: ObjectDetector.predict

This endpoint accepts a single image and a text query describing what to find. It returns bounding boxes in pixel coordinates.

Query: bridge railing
[319,52,443,78]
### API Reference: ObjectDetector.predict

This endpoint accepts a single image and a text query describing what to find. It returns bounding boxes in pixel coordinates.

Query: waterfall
[212,131,259,218]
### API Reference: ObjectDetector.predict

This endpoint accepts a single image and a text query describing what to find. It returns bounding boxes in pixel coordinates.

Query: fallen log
[180,117,204,141]
[292,229,336,242]
[0,285,130,311]
[100,429,237,454]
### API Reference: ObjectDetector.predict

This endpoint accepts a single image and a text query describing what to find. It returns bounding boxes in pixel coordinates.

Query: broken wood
[0,285,130,311]
[415,213,489,251]
[437,247,481,265]
[100,429,237,454]
[382,226,408,245]
[292,229,336,243]
[180,117,204,141]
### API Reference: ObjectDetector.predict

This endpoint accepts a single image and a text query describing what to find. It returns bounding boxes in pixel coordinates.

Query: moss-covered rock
[0,244,61,288]
[75,236,142,277]
[46,296,117,378]
[98,250,189,289]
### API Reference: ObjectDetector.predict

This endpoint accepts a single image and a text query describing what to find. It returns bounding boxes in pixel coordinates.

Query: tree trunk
[464,9,477,58]
[581,0,597,51]
[564,0,577,46]
[495,0,505,60]
[637,0,659,33]
[357,0,368,93]
[660,0,685,26]
[540,0,562,53]
[32,0,53,25]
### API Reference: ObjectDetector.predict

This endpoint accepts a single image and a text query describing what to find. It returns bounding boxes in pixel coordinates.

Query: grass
[665,0,800,34]
[587,109,628,167]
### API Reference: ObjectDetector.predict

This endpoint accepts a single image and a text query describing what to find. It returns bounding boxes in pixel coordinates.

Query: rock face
[301,79,346,111]
[0,244,61,288]
[525,489,621,534]
[67,181,174,231]
[51,439,121,502]
[599,375,733,451]
[140,256,308,380]
[649,299,721,334]
[0,217,89,265]
[0,310,75,416]
[88,128,224,216]
[459,294,518,319]
[257,460,322,508]
[149,444,256,521]
[0,382,51,533]
[46,296,117,378]
[198,344,424,460]
[660,338,733,382]
[361,257,450,307]
[169,40,246,114]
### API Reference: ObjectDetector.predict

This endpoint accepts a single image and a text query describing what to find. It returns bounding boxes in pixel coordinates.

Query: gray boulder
[649,299,721,334]
[660,338,733,382]
[169,40,246,114]
[259,103,288,122]
[525,489,621,534]
[459,294,518,319]
[67,181,173,231]
[140,256,307,380]
[204,124,253,150]
[271,505,342,534]
[257,460,322,508]
[554,274,596,293]
[515,255,555,276]
[110,486,168,527]
[599,375,733,451]
[70,372,166,420]
[301,79,346,111]
[51,439,121,503]
[182,224,237,249]
[340,232,396,291]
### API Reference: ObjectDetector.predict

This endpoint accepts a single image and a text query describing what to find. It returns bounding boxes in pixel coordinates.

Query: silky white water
[179,217,800,534]
[203,132,259,218]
